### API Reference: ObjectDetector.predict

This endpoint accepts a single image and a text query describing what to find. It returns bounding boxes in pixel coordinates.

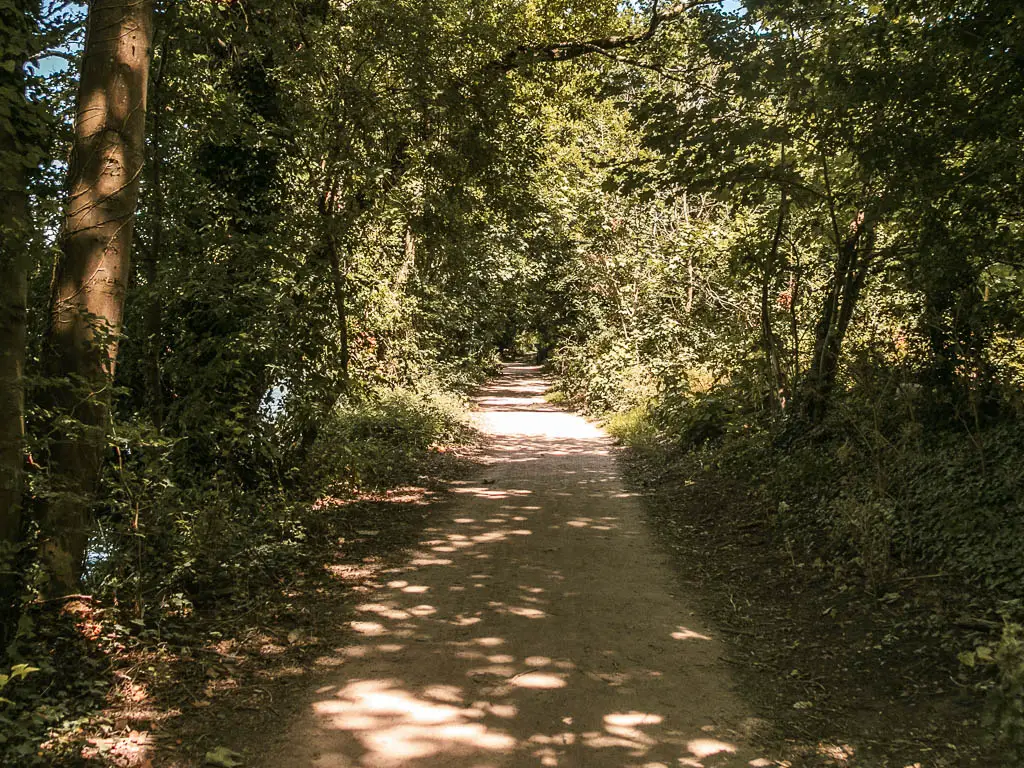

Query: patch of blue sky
[32,2,86,77]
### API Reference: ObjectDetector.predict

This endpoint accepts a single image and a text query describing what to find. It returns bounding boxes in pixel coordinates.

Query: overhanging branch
[485,0,721,73]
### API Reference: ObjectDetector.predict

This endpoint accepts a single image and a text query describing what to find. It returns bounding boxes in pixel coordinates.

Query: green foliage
[603,406,659,451]
[307,385,473,492]
[609,377,1024,595]
[963,622,1024,762]
[988,623,1024,762]
[654,391,743,452]
[0,603,113,767]
[4,0,1024,759]
[0,663,38,705]
[554,333,658,415]
[542,0,1024,601]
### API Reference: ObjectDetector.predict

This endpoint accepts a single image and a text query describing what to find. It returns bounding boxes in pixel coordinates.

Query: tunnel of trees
[1,0,1023,763]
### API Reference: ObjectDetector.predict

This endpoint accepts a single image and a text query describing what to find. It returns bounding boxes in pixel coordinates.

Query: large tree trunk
[40,0,155,594]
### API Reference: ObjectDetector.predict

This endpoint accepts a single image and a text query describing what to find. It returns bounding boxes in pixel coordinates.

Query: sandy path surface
[264,364,766,768]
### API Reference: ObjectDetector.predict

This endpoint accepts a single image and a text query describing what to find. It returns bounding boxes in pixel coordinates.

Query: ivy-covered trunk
[0,155,29,555]
[0,102,30,553]
[0,0,44,603]
[142,29,174,430]
[326,232,351,390]
[40,0,155,593]
[318,169,353,396]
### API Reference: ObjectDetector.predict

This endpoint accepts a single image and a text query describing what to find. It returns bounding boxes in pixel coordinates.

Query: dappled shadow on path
[472,365,565,415]
[271,364,765,768]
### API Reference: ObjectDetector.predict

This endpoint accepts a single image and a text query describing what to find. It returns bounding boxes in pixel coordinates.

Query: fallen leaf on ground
[205,746,244,767]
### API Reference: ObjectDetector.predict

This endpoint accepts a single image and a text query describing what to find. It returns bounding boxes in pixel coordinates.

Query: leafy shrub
[991,623,1024,761]
[0,664,39,706]
[562,341,1024,594]
[653,390,737,450]
[964,623,1024,762]
[823,492,897,585]
[544,390,568,405]
[64,372,477,613]
[307,385,472,491]
[551,332,657,414]
[604,406,660,451]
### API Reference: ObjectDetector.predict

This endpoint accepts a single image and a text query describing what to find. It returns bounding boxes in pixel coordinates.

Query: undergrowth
[595,382,1024,603]
[558,359,1024,761]
[307,386,473,491]
[0,381,476,766]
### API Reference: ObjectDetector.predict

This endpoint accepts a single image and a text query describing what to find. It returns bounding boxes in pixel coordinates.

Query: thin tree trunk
[804,212,870,421]
[761,188,788,408]
[0,170,28,640]
[396,225,416,288]
[0,0,35,553]
[789,265,800,380]
[317,170,351,393]
[143,175,163,427]
[0,170,29,552]
[40,0,155,593]
[327,235,350,389]
[682,192,694,314]
[143,30,172,428]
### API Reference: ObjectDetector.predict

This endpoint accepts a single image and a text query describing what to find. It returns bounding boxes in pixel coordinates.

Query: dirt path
[263,364,767,768]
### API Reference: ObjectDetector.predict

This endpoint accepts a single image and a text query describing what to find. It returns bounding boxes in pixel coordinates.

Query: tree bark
[326,235,350,390]
[804,212,872,421]
[40,0,155,593]
[0,165,29,552]
[317,171,351,393]
[761,188,789,409]
[143,32,172,429]
[1,5,46,638]
[0,1,37,557]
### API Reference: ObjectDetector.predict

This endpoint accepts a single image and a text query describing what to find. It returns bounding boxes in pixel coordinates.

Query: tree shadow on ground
[260,364,767,768]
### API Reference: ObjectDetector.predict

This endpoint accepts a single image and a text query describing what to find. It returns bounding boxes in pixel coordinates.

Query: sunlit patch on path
[264,364,767,767]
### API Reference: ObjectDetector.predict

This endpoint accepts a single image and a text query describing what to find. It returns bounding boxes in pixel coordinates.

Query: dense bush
[79,382,473,605]
[599,376,1024,597]
[307,385,473,492]
[552,332,658,415]
[2,378,478,766]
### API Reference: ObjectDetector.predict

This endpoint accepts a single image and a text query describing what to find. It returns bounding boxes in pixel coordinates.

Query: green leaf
[9,664,39,680]
[205,746,244,767]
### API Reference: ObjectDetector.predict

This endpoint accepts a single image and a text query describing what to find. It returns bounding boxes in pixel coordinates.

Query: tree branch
[485,0,721,73]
